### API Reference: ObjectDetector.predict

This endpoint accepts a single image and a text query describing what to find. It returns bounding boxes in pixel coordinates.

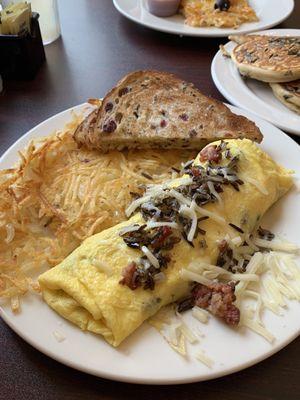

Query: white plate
[0,103,300,384]
[113,0,294,38]
[211,29,300,136]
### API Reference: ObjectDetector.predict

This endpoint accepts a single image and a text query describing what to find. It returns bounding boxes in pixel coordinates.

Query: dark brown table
[0,1,299,399]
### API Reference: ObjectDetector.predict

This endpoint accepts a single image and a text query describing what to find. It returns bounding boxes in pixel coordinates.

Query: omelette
[38,139,293,347]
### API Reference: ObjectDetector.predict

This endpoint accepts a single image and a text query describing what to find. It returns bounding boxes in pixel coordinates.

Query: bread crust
[74,70,262,151]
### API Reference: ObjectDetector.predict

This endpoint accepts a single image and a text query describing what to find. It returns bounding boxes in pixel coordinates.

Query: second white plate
[113,0,294,38]
[211,29,300,136]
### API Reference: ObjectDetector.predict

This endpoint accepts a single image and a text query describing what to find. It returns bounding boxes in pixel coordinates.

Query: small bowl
[145,0,181,17]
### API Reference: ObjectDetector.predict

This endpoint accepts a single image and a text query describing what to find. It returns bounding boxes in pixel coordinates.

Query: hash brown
[180,0,258,29]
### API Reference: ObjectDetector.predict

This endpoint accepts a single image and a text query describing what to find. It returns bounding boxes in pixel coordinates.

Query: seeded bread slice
[74,70,262,151]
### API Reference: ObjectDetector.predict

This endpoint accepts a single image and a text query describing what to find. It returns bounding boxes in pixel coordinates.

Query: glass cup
[30,0,61,45]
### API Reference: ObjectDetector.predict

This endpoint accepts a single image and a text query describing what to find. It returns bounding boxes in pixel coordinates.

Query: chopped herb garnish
[129,191,141,199]
[120,142,245,290]
[229,223,244,234]
[257,226,275,241]
[171,167,180,173]
[199,239,207,248]
[120,225,180,290]
[141,172,153,180]
[176,296,194,313]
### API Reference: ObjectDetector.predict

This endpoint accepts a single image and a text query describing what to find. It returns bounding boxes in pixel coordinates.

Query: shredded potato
[180,0,258,29]
[0,115,196,306]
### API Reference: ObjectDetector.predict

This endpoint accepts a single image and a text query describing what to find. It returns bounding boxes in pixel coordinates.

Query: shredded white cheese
[169,189,192,206]
[241,318,275,343]
[231,236,243,246]
[180,269,213,286]
[187,261,258,282]
[192,306,209,324]
[179,201,198,242]
[195,350,214,368]
[153,247,300,365]
[243,176,268,195]
[175,176,194,186]
[91,259,112,275]
[146,221,179,230]
[235,252,263,294]
[253,238,300,253]
[179,322,198,344]
[118,224,141,236]
[207,181,223,206]
[244,234,260,252]
[125,194,152,217]
[141,245,160,269]
[52,330,66,342]
[159,321,186,356]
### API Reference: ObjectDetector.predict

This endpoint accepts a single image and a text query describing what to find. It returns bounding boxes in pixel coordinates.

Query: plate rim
[113,0,295,38]
[0,103,91,162]
[1,102,300,385]
[1,303,300,385]
[211,28,300,136]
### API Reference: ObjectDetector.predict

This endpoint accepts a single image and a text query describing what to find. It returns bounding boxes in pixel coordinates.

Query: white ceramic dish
[211,29,300,136]
[0,103,300,384]
[113,0,294,38]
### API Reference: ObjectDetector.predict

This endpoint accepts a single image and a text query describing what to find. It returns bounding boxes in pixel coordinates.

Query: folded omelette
[38,139,293,346]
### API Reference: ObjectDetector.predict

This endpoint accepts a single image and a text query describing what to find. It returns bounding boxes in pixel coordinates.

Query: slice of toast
[74,71,262,151]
